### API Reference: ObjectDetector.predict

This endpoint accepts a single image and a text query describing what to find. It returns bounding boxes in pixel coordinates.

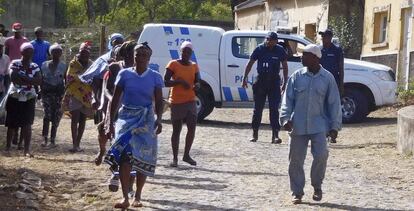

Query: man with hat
[280,44,342,204]
[319,29,344,96]
[242,31,288,144]
[5,22,29,61]
[31,27,50,68]
[0,35,10,100]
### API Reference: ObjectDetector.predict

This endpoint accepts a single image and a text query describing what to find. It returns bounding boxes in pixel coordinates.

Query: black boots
[271,130,282,144]
[250,129,258,142]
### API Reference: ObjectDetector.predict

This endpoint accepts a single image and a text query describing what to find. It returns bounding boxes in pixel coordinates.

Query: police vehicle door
[223,36,264,105]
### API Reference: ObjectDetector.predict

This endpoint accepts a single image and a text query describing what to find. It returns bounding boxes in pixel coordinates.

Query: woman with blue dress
[105,42,164,209]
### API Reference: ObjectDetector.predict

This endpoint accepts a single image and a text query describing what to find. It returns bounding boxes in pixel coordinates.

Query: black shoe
[250,129,258,142]
[271,137,282,144]
[312,188,323,201]
[291,195,302,204]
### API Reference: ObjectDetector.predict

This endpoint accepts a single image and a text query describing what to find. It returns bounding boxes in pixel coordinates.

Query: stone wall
[361,53,398,73]
[397,105,414,156]
[0,0,57,32]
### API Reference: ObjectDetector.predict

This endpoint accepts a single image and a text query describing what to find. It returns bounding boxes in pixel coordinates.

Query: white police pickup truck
[139,23,397,123]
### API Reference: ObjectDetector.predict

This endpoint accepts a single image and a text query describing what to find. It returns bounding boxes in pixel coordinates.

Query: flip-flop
[170,160,178,167]
[182,157,197,166]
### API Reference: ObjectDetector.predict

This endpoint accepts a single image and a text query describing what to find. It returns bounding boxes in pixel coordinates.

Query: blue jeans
[288,132,329,196]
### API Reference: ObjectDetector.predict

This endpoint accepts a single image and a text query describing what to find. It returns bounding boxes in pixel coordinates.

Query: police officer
[242,31,288,144]
[319,29,344,95]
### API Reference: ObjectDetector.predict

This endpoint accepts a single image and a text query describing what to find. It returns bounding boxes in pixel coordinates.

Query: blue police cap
[266,31,278,40]
[318,29,333,37]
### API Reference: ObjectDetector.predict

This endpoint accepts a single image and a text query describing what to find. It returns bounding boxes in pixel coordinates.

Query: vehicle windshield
[302,36,315,44]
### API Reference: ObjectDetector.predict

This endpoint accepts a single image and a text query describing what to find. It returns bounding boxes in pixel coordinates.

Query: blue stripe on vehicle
[238,87,248,101]
[163,26,173,34]
[223,87,233,101]
[180,27,190,35]
[169,50,180,60]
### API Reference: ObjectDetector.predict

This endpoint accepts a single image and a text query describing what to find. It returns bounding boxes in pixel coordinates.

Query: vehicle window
[279,39,306,62]
[232,37,265,59]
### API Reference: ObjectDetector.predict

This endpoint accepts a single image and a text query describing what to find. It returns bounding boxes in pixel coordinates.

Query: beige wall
[235,4,268,30]
[361,0,404,56]
[235,0,329,41]
[268,0,329,39]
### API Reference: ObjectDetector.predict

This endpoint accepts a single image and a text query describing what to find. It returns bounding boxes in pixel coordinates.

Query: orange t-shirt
[166,60,199,104]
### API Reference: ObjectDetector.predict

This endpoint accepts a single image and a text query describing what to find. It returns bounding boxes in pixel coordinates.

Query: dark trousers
[252,75,281,132]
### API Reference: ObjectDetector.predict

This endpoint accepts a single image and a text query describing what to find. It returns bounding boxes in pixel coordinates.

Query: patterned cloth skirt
[104,105,158,177]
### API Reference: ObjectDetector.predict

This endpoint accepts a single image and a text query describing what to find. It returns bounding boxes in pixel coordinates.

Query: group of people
[1,21,345,207]
[1,22,200,209]
[242,30,343,204]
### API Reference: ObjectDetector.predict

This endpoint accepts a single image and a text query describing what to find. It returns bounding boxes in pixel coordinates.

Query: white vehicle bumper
[377,80,398,105]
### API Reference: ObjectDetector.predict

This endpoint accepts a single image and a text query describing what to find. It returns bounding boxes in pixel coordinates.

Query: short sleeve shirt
[250,43,287,75]
[115,68,164,107]
[166,60,199,104]
[31,39,50,68]
[4,36,29,60]
[9,59,40,101]
[320,44,343,84]
[41,60,67,86]
[0,54,11,92]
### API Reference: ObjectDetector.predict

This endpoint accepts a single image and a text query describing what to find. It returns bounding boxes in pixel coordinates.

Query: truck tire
[341,88,369,123]
[196,87,214,122]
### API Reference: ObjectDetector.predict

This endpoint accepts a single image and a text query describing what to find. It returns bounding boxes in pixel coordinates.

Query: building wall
[0,0,56,33]
[361,0,414,84]
[235,4,268,30]
[268,0,329,40]
[235,0,330,41]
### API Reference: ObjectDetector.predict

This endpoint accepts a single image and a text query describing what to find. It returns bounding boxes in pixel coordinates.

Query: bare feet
[132,198,143,207]
[182,156,197,166]
[114,199,130,209]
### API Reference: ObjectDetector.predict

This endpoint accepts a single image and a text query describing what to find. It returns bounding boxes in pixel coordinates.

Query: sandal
[170,159,178,167]
[94,151,105,166]
[131,199,143,207]
[182,156,197,166]
[114,200,130,209]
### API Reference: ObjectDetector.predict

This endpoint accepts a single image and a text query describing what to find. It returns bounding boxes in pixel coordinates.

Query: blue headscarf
[107,33,124,50]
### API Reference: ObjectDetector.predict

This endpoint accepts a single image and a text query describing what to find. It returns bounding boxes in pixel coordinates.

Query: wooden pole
[100,25,106,55]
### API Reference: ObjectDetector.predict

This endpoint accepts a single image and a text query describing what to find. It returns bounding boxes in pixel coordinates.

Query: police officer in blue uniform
[242,32,288,144]
[319,29,344,95]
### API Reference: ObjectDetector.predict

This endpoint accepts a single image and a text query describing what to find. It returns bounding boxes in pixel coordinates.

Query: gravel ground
[0,106,413,210]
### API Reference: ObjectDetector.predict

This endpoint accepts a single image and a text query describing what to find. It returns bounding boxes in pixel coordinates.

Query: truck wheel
[341,89,369,123]
[196,87,214,122]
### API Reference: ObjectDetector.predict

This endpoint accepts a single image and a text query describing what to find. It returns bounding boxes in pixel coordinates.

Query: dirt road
[1,107,413,210]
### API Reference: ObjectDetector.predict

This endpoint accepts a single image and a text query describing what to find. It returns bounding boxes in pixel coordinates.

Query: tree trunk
[85,0,95,23]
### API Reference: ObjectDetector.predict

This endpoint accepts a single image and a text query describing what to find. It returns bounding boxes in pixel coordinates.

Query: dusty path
[1,107,413,210]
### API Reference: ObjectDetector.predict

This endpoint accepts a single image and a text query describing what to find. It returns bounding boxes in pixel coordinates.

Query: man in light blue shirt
[280,44,342,204]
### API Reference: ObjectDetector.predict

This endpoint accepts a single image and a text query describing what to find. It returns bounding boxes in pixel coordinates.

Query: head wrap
[20,42,34,52]
[134,41,152,56]
[79,41,92,53]
[107,33,124,50]
[180,41,193,50]
[49,43,63,54]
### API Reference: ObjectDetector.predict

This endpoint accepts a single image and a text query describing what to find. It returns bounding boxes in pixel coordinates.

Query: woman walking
[62,42,93,153]
[105,42,164,209]
[164,41,200,167]
[40,43,67,148]
[5,42,42,157]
